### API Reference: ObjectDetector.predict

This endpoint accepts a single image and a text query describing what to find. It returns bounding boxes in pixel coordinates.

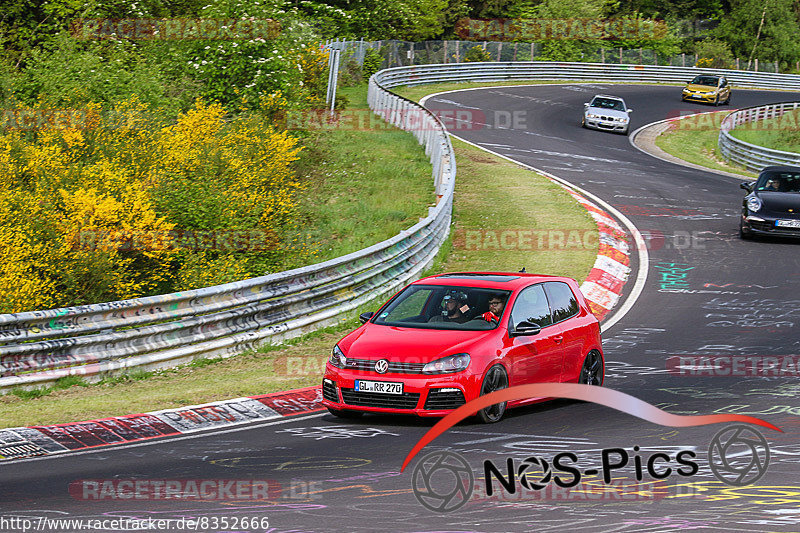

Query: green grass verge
[294,84,434,263]
[728,110,800,154]
[654,111,756,178]
[0,82,597,428]
[444,138,595,280]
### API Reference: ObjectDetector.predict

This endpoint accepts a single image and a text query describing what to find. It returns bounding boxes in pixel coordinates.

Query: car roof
[591,94,625,101]
[413,272,575,290]
[761,165,800,174]
[691,74,722,80]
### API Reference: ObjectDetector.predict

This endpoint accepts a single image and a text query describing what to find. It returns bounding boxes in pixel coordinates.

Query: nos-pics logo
[411,424,770,512]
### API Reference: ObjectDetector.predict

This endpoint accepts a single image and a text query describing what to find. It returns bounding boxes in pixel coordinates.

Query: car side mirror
[740,182,754,193]
[584,103,590,108]
[359,311,374,324]
[511,320,541,337]
[627,108,633,113]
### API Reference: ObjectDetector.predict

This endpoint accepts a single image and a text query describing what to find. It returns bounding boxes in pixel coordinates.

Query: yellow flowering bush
[0,97,305,312]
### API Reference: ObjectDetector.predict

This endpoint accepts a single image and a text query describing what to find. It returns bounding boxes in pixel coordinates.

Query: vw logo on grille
[374,359,389,374]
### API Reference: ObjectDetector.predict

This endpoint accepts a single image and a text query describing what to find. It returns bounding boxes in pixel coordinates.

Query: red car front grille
[345,358,426,374]
[340,388,421,409]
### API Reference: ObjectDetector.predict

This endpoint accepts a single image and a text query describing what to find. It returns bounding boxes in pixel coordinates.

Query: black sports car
[740,166,800,239]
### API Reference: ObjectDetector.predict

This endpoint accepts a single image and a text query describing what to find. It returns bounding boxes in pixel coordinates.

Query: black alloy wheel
[477,365,509,423]
[579,351,604,386]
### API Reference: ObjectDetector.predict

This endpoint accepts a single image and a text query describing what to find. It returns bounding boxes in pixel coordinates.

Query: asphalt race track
[3,84,800,532]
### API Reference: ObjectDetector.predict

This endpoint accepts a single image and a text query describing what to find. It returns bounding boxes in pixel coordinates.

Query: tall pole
[747,2,768,71]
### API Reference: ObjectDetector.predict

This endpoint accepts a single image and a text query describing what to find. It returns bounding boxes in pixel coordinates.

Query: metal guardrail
[5,59,798,392]
[329,39,788,73]
[372,62,800,91]
[0,81,455,392]
[718,102,800,172]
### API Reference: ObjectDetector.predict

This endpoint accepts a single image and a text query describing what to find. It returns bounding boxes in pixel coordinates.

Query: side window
[510,284,553,328]
[544,282,579,323]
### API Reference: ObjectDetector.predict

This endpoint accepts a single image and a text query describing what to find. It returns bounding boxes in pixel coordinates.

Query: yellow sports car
[681,74,731,106]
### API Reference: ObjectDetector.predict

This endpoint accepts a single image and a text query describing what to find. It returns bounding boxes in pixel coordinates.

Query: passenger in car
[482,293,507,323]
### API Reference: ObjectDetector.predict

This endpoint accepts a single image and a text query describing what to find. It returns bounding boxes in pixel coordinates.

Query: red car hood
[341,324,497,363]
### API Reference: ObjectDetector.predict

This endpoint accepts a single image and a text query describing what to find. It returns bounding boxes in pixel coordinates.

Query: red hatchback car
[322,272,604,423]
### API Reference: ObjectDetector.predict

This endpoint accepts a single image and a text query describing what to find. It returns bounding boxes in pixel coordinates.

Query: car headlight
[329,344,347,368]
[422,353,471,374]
[747,196,762,212]
[615,117,629,123]
[586,113,599,119]
[682,88,690,93]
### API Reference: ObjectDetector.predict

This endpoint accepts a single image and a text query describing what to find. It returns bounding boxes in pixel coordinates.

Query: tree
[713,0,800,64]
[346,0,448,40]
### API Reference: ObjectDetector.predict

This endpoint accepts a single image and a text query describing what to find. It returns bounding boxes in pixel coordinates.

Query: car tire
[724,94,731,105]
[713,95,720,106]
[326,407,364,419]
[578,350,604,386]
[476,364,508,424]
[581,117,587,128]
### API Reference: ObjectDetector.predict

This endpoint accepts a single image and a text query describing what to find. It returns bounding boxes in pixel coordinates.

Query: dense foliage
[0,0,797,312]
[0,98,309,312]
[2,0,799,66]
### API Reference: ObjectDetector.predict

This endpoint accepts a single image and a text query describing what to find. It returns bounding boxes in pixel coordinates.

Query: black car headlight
[423,353,471,374]
[329,344,347,368]
[747,197,762,212]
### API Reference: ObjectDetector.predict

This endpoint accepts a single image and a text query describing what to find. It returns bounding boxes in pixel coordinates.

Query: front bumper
[584,117,628,132]
[682,91,717,103]
[741,214,800,238]
[322,364,480,417]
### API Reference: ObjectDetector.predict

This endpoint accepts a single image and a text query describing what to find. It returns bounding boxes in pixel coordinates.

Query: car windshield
[755,172,800,192]
[372,285,512,330]
[691,76,719,86]
[590,98,625,111]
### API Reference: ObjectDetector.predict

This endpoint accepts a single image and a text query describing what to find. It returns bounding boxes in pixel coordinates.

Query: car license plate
[776,219,800,228]
[355,380,403,394]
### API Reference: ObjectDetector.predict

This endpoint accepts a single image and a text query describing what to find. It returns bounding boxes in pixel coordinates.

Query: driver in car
[429,291,471,323]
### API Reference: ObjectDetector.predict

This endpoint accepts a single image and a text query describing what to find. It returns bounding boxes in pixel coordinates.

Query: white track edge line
[628,114,755,181]
[419,87,648,333]
[0,412,326,466]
